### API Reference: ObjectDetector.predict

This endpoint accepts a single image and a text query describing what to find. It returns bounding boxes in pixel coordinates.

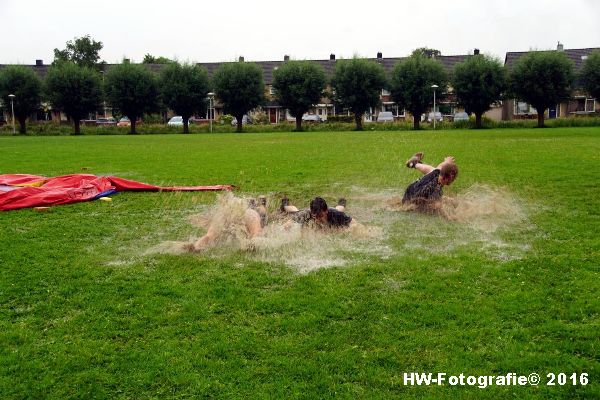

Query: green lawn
[1,128,598,399]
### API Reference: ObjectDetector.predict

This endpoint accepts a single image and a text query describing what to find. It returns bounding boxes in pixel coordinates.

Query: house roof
[504,47,600,71]
[195,55,469,84]
[0,54,471,85]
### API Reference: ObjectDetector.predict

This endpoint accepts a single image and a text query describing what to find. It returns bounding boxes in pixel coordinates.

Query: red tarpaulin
[0,174,234,211]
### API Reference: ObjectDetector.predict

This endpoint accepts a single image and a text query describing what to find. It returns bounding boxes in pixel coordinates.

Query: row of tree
[1,41,599,133]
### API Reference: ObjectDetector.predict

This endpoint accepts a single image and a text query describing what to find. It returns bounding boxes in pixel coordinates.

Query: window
[381,88,391,96]
[382,103,405,117]
[515,101,537,115]
[438,104,454,115]
[269,86,275,95]
[586,98,595,112]
[571,98,596,113]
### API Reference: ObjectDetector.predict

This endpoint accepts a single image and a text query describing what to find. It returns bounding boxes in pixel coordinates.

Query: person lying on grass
[402,152,458,211]
[187,196,266,252]
[186,195,358,252]
[281,196,360,229]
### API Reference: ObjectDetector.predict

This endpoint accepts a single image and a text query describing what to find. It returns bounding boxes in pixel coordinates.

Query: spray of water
[148,185,533,273]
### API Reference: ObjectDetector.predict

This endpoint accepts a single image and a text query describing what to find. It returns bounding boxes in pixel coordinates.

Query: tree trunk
[354,113,363,131]
[475,113,482,129]
[130,117,137,134]
[18,116,27,134]
[183,117,189,134]
[413,114,420,130]
[295,115,302,132]
[236,115,243,133]
[74,118,81,135]
[537,111,545,128]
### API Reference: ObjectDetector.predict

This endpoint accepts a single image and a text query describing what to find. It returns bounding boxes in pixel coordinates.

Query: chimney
[377,52,382,59]
[239,56,245,62]
[35,59,43,66]
[330,53,335,60]
[473,48,480,55]
[284,55,290,61]
[557,42,564,51]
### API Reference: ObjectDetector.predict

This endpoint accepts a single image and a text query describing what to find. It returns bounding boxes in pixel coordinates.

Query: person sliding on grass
[281,196,359,229]
[402,152,458,210]
[188,196,266,252]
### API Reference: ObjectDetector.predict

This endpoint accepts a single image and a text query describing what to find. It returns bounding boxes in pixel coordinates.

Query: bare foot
[406,152,424,168]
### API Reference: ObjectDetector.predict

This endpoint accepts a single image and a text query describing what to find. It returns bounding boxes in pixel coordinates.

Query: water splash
[147,186,533,273]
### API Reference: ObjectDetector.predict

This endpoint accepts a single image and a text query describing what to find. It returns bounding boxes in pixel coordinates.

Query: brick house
[503,43,600,120]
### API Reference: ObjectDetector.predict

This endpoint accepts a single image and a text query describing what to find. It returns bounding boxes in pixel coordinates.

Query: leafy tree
[45,62,102,135]
[390,54,447,130]
[272,60,326,131]
[53,35,104,69]
[212,61,264,132]
[158,62,210,133]
[510,51,574,128]
[0,66,42,134]
[143,54,174,64]
[331,57,387,130]
[104,63,158,134]
[580,50,600,101]
[452,54,507,128]
[411,47,441,58]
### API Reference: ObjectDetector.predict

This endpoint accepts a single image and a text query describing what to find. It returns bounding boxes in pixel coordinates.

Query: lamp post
[100,71,107,118]
[431,84,439,130]
[8,94,16,134]
[207,92,215,133]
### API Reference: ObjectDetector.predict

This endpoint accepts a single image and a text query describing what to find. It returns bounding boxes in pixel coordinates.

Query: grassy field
[0,128,598,399]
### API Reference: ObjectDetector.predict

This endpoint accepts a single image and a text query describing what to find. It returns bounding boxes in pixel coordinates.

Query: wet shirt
[292,208,353,228]
[402,169,443,203]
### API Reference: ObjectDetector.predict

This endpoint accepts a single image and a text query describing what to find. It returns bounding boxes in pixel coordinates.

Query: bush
[143,113,166,124]
[3,117,600,136]
[251,110,270,125]
[326,115,354,123]
[219,114,234,125]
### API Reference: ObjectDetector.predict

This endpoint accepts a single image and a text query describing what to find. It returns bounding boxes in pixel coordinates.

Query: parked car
[426,112,443,122]
[96,117,117,126]
[117,117,131,127]
[453,112,469,122]
[167,116,184,126]
[302,114,322,123]
[231,115,252,126]
[116,117,142,127]
[376,111,394,122]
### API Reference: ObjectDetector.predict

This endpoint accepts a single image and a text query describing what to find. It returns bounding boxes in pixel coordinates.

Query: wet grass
[0,128,599,399]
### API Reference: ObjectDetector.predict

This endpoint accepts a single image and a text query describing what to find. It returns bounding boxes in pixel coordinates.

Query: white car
[167,116,184,126]
[302,114,322,123]
[231,115,252,125]
[427,112,443,122]
[377,111,394,122]
[453,112,469,122]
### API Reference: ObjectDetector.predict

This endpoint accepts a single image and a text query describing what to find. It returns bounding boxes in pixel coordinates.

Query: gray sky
[2,0,599,64]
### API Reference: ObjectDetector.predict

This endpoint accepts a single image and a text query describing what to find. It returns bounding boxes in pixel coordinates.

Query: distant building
[503,43,600,120]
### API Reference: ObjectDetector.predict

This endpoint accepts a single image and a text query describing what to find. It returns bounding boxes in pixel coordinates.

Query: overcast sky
[2,0,599,64]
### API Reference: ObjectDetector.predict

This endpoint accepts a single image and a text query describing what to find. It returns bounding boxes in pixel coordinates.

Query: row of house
[1,44,598,124]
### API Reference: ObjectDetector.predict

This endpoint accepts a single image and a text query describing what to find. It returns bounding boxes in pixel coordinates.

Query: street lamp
[207,92,215,133]
[431,84,439,130]
[8,94,16,134]
[100,71,107,118]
